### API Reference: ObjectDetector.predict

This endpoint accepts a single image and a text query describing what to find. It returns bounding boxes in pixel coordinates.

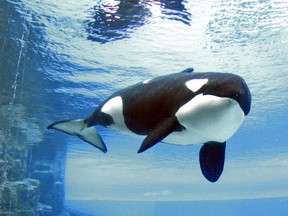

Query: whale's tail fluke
[47,119,107,153]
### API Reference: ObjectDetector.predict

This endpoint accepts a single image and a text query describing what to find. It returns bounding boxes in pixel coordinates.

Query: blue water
[1,0,288,215]
[66,198,288,216]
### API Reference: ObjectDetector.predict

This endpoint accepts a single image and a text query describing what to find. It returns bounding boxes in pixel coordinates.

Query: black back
[87,71,251,134]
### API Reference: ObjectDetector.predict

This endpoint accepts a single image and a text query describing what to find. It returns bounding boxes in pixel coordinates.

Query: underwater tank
[1,0,288,215]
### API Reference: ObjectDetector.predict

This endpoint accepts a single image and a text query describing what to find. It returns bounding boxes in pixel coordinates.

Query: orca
[48,68,251,182]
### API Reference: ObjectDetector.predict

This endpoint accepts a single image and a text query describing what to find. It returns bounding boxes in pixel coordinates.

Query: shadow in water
[160,0,191,25]
[86,0,191,43]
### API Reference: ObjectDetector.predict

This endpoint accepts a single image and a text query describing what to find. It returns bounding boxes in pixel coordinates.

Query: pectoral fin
[199,142,226,183]
[137,117,181,153]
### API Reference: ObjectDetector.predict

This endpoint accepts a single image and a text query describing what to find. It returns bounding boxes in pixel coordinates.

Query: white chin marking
[168,94,245,144]
[185,79,208,92]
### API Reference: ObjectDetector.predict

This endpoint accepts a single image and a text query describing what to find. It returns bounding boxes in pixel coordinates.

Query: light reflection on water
[3,0,288,205]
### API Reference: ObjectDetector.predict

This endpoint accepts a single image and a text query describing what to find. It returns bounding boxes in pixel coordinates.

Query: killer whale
[48,68,251,182]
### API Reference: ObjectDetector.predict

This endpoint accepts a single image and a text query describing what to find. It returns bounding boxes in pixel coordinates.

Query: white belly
[102,94,245,145]
[164,94,245,144]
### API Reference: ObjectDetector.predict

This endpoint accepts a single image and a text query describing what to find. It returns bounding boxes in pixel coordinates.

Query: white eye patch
[185,79,208,92]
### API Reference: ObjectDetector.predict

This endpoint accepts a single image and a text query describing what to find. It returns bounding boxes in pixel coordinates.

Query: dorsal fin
[180,68,194,73]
